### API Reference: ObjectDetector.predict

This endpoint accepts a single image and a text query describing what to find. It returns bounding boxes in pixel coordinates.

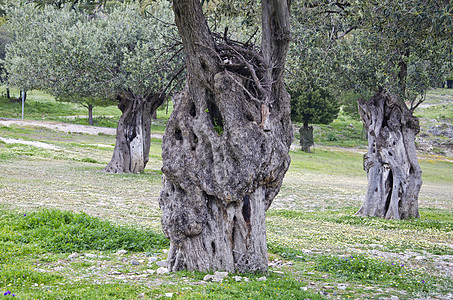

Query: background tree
[159,0,292,273]
[289,84,339,152]
[345,0,453,220]
[291,0,452,219]
[5,2,182,173]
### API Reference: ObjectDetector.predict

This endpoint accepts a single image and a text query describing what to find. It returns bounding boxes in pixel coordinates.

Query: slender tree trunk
[299,121,313,153]
[104,92,164,174]
[6,87,10,99]
[159,0,292,273]
[88,104,94,126]
[356,90,422,219]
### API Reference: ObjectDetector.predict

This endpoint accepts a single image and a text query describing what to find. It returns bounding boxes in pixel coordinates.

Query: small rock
[116,250,128,255]
[257,276,267,281]
[214,271,229,279]
[243,277,250,282]
[233,276,242,282]
[283,262,293,266]
[156,267,169,275]
[109,271,122,275]
[390,296,399,300]
[302,249,312,254]
[306,272,315,275]
[300,287,308,291]
[156,260,167,267]
[271,270,284,274]
[148,257,158,263]
[145,269,156,274]
[85,253,97,259]
[415,256,427,260]
[165,292,174,298]
[131,260,140,266]
[323,285,335,290]
[203,274,215,281]
[338,284,348,290]
[67,253,79,260]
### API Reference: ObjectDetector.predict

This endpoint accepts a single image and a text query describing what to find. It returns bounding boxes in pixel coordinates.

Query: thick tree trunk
[159,0,292,273]
[356,90,422,219]
[104,92,164,174]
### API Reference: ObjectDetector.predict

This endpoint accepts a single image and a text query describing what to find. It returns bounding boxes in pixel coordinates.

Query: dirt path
[0,118,164,139]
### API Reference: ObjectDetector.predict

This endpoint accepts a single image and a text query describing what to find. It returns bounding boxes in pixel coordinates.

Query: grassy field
[0,89,452,299]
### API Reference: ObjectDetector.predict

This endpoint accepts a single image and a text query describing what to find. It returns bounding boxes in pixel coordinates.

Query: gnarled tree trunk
[159,0,292,273]
[356,90,422,219]
[104,91,164,174]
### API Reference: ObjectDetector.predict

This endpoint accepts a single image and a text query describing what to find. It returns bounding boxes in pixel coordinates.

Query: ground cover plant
[0,88,451,298]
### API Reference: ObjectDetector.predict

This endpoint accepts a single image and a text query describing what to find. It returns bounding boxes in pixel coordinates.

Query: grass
[314,254,445,293]
[0,208,322,300]
[3,210,169,253]
[0,87,451,298]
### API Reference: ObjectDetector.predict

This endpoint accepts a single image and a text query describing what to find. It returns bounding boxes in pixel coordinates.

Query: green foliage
[4,2,181,106]
[289,0,453,110]
[290,85,340,126]
[339,90,373,120]
[4,209,169,252]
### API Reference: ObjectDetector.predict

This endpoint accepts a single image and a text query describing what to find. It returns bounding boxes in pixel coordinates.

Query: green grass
[293,111,367,148]
[268,208,453,232]
[0,208,324,300]
[0,87,451,299]
[1,209,169,253]
[314,254,447,294]
[184,274,321,300]
[289,147,365,177]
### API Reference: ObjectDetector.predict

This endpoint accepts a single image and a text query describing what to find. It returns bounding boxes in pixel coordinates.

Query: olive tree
[333,0,452,219]
[5,2,181,173]
[290,85,339,152]
[159,0,292,273]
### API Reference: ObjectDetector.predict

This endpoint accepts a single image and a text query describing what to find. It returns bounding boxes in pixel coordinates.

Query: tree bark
[159,0,292,273]
[88,104,94,126]
[299,121,313,153]
[356,90,422,219]
[104,92,164,174]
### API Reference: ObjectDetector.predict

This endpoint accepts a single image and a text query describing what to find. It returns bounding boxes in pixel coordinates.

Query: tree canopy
[290,84,339,127]
[4,1,181,107]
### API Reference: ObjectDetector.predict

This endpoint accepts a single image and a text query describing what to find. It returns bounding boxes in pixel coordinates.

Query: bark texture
[88,104,94,126]
[159,0,292,273]
[357,90,422,219]
[104,92,164,174]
